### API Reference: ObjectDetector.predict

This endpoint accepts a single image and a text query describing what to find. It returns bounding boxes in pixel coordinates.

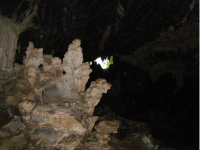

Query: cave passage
[86,56,114,69]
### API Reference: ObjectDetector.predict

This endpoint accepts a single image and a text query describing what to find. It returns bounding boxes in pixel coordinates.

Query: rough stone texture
[110,132,159,150]
[62,39,83,73]
[84,78,112,115]
[86,116,99,132]
[41,55,63,78]
[42,55,53,72]
[18,100,35,115]
[108,118,159,150]
[0,37,169,149]
[29,127,83,149]
[1,115,25,135]
[75,119,120,150]
[18,100,36,122]
[95,120,120,133]
[73,63,92,93]
[24,41,44,68]
[30,102,86,133]
[0,133,27,150]
[0,39,114,150]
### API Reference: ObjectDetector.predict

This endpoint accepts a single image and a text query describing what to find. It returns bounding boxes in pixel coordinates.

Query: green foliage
[105,56,113,69]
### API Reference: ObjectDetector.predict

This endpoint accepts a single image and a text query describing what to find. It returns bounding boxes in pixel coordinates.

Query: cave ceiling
[0,0,199,89]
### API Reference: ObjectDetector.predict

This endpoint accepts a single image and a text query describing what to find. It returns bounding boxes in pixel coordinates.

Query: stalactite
[0,16,18,76]
[0,3,37,76]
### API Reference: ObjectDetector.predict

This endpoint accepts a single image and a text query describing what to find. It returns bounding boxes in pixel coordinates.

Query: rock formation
[0,39,116,150]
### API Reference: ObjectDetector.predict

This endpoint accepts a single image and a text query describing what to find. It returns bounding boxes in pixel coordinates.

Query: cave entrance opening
[87,56,113,69]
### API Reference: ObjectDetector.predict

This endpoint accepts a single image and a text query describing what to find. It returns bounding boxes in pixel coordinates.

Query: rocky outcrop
[84,78,112,115]
[75,120,120,150]
[0,39,117,150]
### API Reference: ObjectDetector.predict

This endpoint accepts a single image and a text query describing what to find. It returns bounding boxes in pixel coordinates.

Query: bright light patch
[95,57,107,69]
[86,56,113,69]
[94,56,113,69]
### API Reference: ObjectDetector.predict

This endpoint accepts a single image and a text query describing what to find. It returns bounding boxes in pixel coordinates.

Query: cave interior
[0,0,199,149]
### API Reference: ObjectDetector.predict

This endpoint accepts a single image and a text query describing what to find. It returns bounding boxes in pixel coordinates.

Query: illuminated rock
[84,78,112,115]
[0,39,114,150]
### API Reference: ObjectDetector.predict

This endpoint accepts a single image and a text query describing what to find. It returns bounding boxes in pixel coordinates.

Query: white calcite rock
[62,39,83,73]
[54,39,92,99]
[73,63,92,93]
[85,78,112,115]
[51,57,62,70]
[24,41,44,68]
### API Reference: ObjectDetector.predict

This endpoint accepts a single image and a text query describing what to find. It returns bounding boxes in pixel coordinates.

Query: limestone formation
[0,39,116,150]
[24,41,44,68]
[62,39,83,73]
[84,78,112,115]
[94,120,120,133]
[75,120,120,150]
